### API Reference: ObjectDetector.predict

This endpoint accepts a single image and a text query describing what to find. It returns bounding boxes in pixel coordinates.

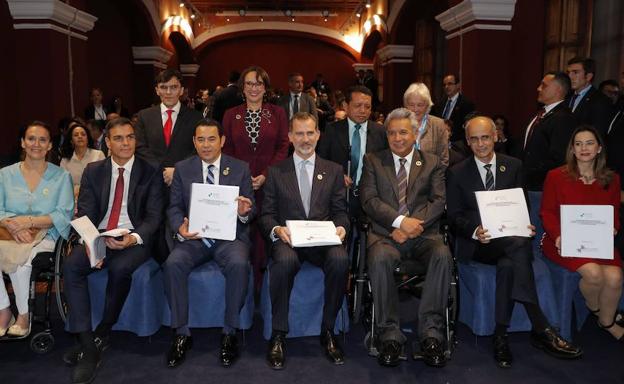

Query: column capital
[436,0,516,39]
[376,45,414,66]
[180,64,201,77]
[352,63,374,73]
[8,0,97,40]
[132,46,174,70]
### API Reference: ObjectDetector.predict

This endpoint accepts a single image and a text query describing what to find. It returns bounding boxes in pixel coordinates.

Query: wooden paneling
[543,0,593,71]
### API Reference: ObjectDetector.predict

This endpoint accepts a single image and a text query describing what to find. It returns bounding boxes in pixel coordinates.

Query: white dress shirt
[523,100,564,147]
[391,148,415,229]
[160,101,182,132]
[471,154,497,239]
[444,93,459,119]
[348,118,368,184]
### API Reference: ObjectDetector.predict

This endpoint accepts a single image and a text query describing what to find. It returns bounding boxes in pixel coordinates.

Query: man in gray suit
[260,112,349,369]
[278,73,318,121]
[360,108,452,368]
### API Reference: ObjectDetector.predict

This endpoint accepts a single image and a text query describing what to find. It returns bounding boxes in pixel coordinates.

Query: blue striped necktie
[203,164,216,248]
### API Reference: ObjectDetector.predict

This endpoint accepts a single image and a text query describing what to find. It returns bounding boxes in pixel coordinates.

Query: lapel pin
[42,188,49,196]
[235,114,241,120]
[223,167,230,176]
[415,160,422,167]
[499,165,506,172]
[317,174,323,180]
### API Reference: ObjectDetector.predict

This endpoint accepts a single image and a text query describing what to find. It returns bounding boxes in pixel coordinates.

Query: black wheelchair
[348,218,459,361]
[0,234,74,353]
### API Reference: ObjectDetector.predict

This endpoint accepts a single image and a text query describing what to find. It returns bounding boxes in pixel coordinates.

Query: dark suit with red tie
[63,156,165,334]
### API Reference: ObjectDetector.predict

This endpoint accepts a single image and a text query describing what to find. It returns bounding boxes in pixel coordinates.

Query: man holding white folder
[63,118,165,384]
[260,112,349,369]
[446,116,582,368]
[163,119,254,369]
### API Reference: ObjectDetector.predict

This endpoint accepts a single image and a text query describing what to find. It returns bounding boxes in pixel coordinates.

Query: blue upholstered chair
[259,261,349,340]
[161,261,254,329]
[87,258,164,337]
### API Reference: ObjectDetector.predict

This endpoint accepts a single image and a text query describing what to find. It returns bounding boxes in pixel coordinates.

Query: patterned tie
[397,158,408,216]
[106,168,125,230]
[524,107,546,150]
[484,164,495,191]
[163,109,173,147]
[293,94,299,115]
[350,124,361,183]
[203,164,216,248]
[442,98,452,119]
[299,160,311,217]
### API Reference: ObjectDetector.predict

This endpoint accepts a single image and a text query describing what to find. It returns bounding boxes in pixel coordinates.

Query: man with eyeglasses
[446,116,582,368]
[432,73,475,142]
[135,69,203,262]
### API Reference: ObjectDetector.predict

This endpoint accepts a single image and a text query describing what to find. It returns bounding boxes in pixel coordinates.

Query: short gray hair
[384,108,419,133]
[464,115,496,138]
[403,82,433,112]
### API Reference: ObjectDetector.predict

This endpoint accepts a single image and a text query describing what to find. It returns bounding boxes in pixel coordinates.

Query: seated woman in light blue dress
[0,121,74,337]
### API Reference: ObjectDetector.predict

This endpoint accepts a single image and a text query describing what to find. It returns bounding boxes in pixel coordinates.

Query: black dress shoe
[320,330,345,365]
[377,340,402,367]
[71,350,101,384]
[530,327,583,359]
[420,337,446,368]
[493,334,513,368]
[63,336,110,366]
[220,334,239,367]
[166,335,193,368]
[267,334,286,370]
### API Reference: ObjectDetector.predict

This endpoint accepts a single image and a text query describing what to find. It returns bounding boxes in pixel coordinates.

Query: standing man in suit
[84,88,108,122]
[260,112,349,369]
[359,108,452,368]
[566,57,614,136]
[447,116,582,369]
[278,73,318,121]
[317,85,387,220]
[163,119,254,368]
[432,74,475,142]
[212,71,244,124]
[62,118,165,384]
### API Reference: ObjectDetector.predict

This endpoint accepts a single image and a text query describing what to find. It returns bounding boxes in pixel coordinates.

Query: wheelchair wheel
[30,331,55,354]
[54,233,78,323]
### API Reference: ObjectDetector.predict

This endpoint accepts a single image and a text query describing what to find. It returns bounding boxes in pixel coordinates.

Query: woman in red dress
[222,66,289,288]
[541,125,623,341]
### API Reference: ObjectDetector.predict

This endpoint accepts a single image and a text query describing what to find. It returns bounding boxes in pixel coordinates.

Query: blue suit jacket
[168,154,255,244]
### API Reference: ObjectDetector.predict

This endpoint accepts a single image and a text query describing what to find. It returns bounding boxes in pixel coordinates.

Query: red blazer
[222,103,289,177]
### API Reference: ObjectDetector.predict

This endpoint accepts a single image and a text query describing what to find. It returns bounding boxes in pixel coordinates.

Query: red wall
[195,33,357,95]
[0,1,20,158]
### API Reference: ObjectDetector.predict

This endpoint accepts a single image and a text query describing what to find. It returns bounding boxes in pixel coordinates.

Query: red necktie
[163,109,173,147]
[524,108,546,150]
[106,167,125,230]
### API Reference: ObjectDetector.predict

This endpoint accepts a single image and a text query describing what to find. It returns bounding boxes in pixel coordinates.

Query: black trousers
[269,242,348,334]
[64,244,148,333]
[472,236,539,326]
[367,236,452,343]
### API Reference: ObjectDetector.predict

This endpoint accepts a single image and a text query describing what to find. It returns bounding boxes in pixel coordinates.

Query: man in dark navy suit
[432,73,475,142]
[447,116,582,369]
[163,119,254,369]
[63,117,165,384]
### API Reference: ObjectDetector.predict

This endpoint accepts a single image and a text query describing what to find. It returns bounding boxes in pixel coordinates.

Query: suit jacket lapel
[170,107,187,145]
[469,158,486,191]
[381,151,400,202]
[218,156,233,186]
[407,151,424,194]
[309,159,325,216]
[338,120,350,153]
[127,158,142,211]
[285,160,307,217]
[100,159,113,218]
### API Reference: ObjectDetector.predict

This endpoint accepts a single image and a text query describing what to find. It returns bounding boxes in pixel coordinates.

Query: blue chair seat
[161,260,254,329]
[458,256,558,336]
[87,258,164,337]
[260,261,349,340]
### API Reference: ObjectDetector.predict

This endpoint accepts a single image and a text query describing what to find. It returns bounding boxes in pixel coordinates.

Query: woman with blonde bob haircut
[403,83,449,166]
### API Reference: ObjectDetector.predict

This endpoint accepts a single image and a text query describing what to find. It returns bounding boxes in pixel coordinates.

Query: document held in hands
[188,183,239,241]
[475,188,532,239]
[70,216,130,267]
[560,205,614,259]
[286,220,342,248]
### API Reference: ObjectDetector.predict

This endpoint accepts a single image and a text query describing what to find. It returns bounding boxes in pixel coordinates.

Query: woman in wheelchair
[0,121,74,337]
[541,124,624,341]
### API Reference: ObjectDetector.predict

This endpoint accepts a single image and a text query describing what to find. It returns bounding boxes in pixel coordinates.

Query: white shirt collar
[160,101,181,114]
[544,100,564,114]
[474,152,497,169]
[293,152,316,168]
[391,148,415,166]
[202,155,221,171]
[449,92,459,103]
[111,155,135,173]
[347,118,368,131]
[291,92,302,98]
[575,83,592,96]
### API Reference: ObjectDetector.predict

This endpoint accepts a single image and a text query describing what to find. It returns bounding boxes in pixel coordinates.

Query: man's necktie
[484,164,495,191]
[299,160,311,217]
[569,93,579,111]
[106,168,125,231]
[163,109,173,147]
[397,158,408,216]
[203,164,216,248]
[442,98,452,119]
[524,107,546,150]
[350,124,361,183]
[293,94,299,115]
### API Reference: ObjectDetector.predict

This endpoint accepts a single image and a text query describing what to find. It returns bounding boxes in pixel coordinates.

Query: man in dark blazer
[277,73,318,121]
[317,85,387,220]
[84,87,108,121]
[260,112,349,369]
[566,57,614,137]
[212,71,244,124]
[62,118,165,384]
[432,74,475,142]
[359,108,452,368]
[163,119,254,369]
[447,116,582,369]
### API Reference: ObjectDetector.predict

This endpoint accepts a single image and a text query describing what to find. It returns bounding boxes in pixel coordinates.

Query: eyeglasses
[244,81,265,89]
[468,135,493,144]
[158,84,181,93]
